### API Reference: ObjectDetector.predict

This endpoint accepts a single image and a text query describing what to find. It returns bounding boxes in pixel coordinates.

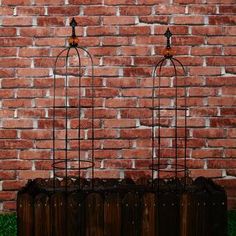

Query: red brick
[105,98,137,108]
[192,128,225,138]
[0,6,14,15]
[106,77,137,87]
[103,160,132,169]
[0,150,17,159]
[210,118,236,127]
[0,171,16,180]
[104,119,136,128]
[102,37,131,46]
[189,67,222,76]
[2,0,31,5]
[0,160,32,170]
[0,130,17,139]
[0,90,14,98]
[84,6,116,15]
[189,169,222,178]
[2,17,33,26]
[123,67,152,77]
[0,191,16,201]
[137,0,169,4]
[2,120,33,129]
[2,78,32,88]
[37,17,65,26]
[103,140,132,149]
[192,26,223,35]
[16,68,50,77]
[192,149,223,158]
[189,107,217,117]
[173,16,204,25]
[209,16,236,25]
[121,129,151,139]
[103,16,135,25]
[228,129,236,138]
[208,139,236,148]
[139,16,169,24]
[104,0,134,4]
[19,48,50,57]
[0,48,16,57]
[225,150,236,158]
[121,108,152,118]
[20,28,51,37]
[87,26,117,36]
[120,26,151,35]
[93,170,120,178]
[120,6,151,15]
[16,6,45,15]
[172,36,204,45]
[0,37,32,47]
[189,5,217,14]
[2,180,27,190]
[209,160,236,169]
[124,170,151,179]
[0,69,15,78]
[191,46,222,56]
[94,150,118,159]
[0,110,15,118]
[0,28,16,37]
[121,46,152,56]
[122,149,151,158]
[19,170,50,179]
[208,37,236,45]
[0,58,31,68]
[69,0,102,4]
[47,6,80,15]
[155,5,185,14]
[3,99,32,108]
[222,87,236,95]
[35,0,64,4]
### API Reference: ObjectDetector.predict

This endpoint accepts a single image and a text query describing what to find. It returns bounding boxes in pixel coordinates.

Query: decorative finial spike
[164,28,172,49]
[70,17,77,28]
[69,17,79,47]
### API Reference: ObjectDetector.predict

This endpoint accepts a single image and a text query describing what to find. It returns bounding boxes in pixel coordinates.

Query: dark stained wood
[122,192,141,236]
[34,193,51,236]
[209,190,227,236]
[156,193,179,236]
[17,193,34,236]
[67,192,85,236]
[194,191,209,236]
[141,192,156,236]
[179,192,195,236]
[104,193,121,236]
[51,192,66,236]
[85,193,104,236]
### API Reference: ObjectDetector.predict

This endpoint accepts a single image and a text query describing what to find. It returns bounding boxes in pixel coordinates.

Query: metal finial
[164,28,172,49]
[70,17,77,37]
[69,17,78,47]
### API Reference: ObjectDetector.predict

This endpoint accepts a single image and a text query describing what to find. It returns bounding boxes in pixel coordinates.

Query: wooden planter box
[17,177,227,236]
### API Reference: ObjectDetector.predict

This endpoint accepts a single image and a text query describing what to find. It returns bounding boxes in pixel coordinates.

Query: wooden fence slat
[17,193,34,236]
[51,192,66,236]
[67,192,85,236]
[141,193,156,236]
[104,193,121,236]
[156,193,179,236]
[34,193,51,236]
[179,192,195,236]
[85,193,104,236]
[122,192,141,236]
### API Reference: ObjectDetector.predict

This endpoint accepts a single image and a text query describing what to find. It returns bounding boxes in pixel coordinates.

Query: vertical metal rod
[152,58,165,184]
[172,57,187,186]
[74,47,82,187]
[77,46,95,187]
[65,48,71,192]
[170,59,178,180]
[53,48,68,187]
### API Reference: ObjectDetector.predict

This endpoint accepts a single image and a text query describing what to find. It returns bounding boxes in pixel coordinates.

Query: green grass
[0,212,235,236]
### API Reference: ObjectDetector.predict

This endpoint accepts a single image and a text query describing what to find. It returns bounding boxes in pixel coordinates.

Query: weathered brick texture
[0,0,236,211]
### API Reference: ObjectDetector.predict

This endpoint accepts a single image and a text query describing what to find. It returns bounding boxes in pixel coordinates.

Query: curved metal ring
[52,159,94,170]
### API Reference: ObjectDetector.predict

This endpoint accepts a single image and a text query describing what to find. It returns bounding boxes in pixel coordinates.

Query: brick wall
[0,0,236,211]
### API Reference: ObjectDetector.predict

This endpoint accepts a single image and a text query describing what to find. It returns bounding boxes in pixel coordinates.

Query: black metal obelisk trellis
[17,20,228,236]
[52,17,95,189]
